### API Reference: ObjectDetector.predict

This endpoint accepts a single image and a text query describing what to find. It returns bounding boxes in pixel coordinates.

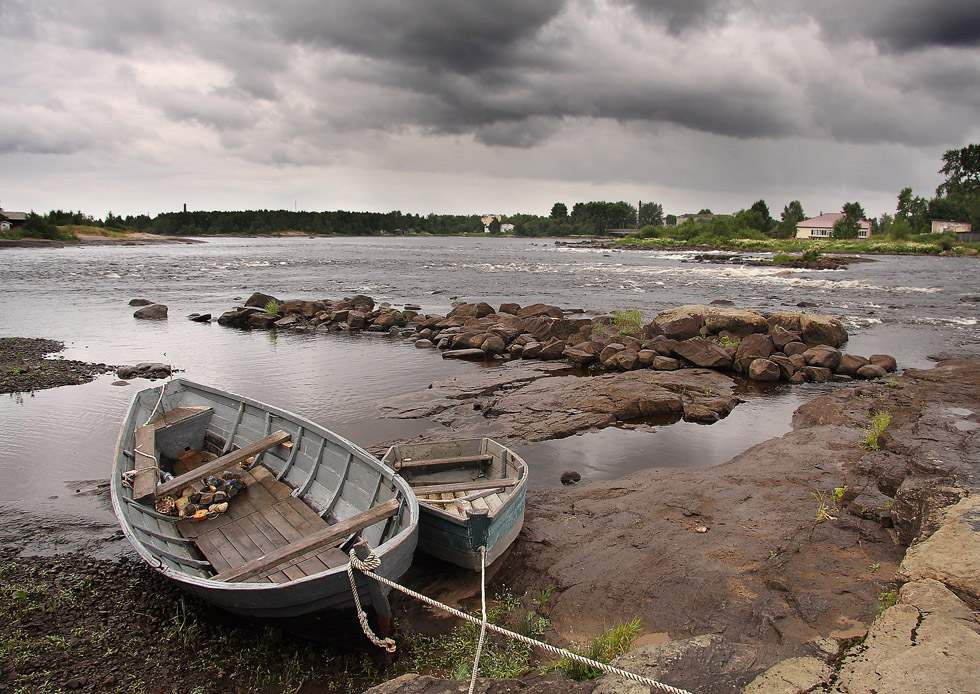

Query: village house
[0,211,27,232]
[795,212,871,239]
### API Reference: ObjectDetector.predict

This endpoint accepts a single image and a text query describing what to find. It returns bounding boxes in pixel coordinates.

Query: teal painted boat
[382,438,528,570]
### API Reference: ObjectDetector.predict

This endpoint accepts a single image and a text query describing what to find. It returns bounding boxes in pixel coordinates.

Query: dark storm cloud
[257,0,566,74]
[866,0,980,51]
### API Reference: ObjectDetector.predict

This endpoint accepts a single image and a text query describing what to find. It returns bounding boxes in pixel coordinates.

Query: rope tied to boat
[347,549,694,694]
[467,546,488,694]
[347,549,397,653]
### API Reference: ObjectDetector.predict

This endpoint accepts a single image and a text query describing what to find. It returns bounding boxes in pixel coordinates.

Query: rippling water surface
[1,237,977,523]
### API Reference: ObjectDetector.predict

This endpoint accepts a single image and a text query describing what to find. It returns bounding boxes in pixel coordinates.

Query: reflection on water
[1,237,978,523]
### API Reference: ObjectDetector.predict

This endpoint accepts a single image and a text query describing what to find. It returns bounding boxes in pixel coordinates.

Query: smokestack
[183,203,187,213]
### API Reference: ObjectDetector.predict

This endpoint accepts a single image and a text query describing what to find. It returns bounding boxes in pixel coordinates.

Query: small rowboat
[110,379,418,634]
[381,438,528,570]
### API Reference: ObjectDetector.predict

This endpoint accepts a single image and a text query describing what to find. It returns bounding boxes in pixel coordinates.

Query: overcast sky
[2,0,979,221]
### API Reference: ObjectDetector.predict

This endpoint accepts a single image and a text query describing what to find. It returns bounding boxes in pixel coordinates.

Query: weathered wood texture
[213,498,400,582]
[411,478,518,496]
[131,425,159,501]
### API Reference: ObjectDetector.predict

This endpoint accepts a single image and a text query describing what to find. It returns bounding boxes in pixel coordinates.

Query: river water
[1,236,977,538]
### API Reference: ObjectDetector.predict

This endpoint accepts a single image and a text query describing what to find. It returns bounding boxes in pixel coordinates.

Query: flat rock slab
[379,364,737,443]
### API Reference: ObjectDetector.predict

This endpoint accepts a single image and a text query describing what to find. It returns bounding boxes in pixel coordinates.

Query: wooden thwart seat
[411,477,518,496]
[212,498,400,582]
[130,425,160,501]
[393,454,491,471]
[154,430,291,499]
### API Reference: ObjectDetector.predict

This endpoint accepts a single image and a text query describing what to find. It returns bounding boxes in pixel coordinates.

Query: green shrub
[558,618,641,680]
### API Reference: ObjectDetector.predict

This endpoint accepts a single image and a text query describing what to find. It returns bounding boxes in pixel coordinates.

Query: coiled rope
[348,549,693,694]
[347,550,397,653]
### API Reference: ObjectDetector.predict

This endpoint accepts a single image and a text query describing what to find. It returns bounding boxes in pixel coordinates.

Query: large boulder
[657,304,767,339]
[523,316,580,342]
[734,333,774,373]
[672,338,734,369]
[871,354,898,372]
[799,314,848,347]
[836,353,870,376]
[134,303,168,320]
[244,292,278,309]
[448,302,496,319]
[517,303,563,319]
[802,345,842,370]
[748,358,781,382]
[899,496,980,598]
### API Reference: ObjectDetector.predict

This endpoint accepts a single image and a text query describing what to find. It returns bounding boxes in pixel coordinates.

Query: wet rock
[768,354,797,380]
[836,353,870,376]
[538,338,566,360]
[801,366,832,383]
[748,358,781,382]
[599,342,625,365]
[802,345,841,370]
[342,294,375,311]
[563,346,596,366]
[442,348,486,360]
[735,333,774,373]
[128,298,153,307]
[274,315,302,329]
[116,365,137,379]
[658,315,703,341]
[497,302,520,314]
[607,350,640,371]
[856,364,888,380]
[481,335,507,355]
[414,339,434,349]
[133,303,168,320]
[187,312,211,322]
[672,338,733,369]
[248,312,278,329]
[799,314,847,348]
[244,291,278,308]
[870,354,898,372]
[769,325,801,350]
[348,311,367,330]
[560,470,582,485]
[448,301,495,319]
[651,356,681,371]
[517,303,563,319]
[782,341,808,357]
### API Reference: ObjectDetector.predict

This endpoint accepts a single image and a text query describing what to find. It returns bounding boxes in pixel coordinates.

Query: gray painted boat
[382,438,528,570]
[111,378,418,629]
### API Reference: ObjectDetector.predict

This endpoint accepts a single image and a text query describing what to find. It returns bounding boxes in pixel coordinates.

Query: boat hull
[382,438,528,570]
[111,379,418,626]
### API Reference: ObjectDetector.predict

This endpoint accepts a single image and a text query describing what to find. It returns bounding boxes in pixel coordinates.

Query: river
[1,236,977,546]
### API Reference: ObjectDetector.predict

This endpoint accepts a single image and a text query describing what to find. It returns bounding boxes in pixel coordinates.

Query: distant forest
[6,144,978,242]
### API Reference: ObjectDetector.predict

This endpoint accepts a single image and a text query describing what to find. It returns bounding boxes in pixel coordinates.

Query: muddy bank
[0,337,114,394]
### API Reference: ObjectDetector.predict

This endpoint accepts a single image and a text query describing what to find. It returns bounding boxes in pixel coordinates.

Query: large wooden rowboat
[111,379,418,632]
[381,438,528,570]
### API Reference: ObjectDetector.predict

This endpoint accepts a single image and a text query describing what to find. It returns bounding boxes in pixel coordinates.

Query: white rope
[467,546,488,694]
[346,550,397,653]
[348,550,693,694]
[142,381,169,427]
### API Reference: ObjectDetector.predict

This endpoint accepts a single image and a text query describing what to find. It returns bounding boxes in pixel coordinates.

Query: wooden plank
[485,493,503,514]
[199,528,247,571]
[411,478,518,496]
[250,465,294,500]
[131,425,159,501]
[193,534,232,573]
[470,497,490,513]
[394,454,491,471]
[155,430,291,499]
[212,499,400,582]
[218,519,266,563]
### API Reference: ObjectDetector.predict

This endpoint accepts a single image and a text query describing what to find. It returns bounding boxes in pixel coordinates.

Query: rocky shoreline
[0,337,114,394]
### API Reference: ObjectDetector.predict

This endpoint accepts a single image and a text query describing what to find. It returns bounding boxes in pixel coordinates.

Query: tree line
[4,144,977,242]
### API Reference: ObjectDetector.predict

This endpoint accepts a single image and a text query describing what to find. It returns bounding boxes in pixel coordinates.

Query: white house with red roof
[795,212,871,239]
